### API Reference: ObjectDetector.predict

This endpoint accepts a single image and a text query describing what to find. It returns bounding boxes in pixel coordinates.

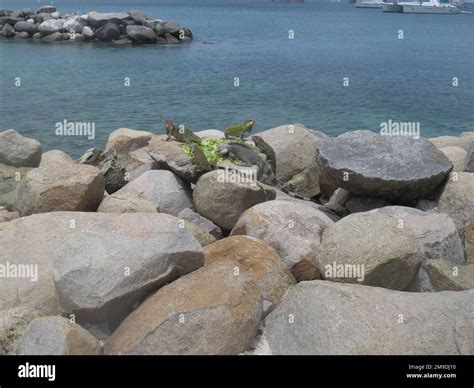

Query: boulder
[144,137,203,183]
[82,26,94,40]
[72,33,85,42]
[104,128,153,154]
[126,25,157,44]
[41,31,63,42]
[465,143,474,172]
[231,200,333,281]
[428,135,461,150]
[17,164,105,216]
[0,306,40,354]
[37,6,56,14]
[127,10,147,24]
[16,31,30,39]
[63,18,82,33]
[94,22,120,42]
[52,212,203,324]
[97,190,159,213]
[39,150,74,167]
[104,261,262,355]
[439,146,467,171]
[194,129,225,139]
[204,236,295,309]
[264,281,474,355]
[16,317,101,355]
[183,221,216,247]
[38,19,64,36]
[466,221,474,264]
[345,196,391,214]
[0,163,32,211]
[87,12,130,28]
[178,207,223,239]
[370,206,465,264]
[438,172,474,239]
[0,129,42,167]
[316,212,421,290]
[194,170,276,230]
[459,132,474,151]
[13,20,38,36]
[1,23,15,38]
[316,135,452,203]
[424,259,474,291]
[112,170,193,216]
[163,21,181,35]
[255,124,323,198]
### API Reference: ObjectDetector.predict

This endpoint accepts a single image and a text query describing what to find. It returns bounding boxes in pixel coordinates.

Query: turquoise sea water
[0,0,473,157]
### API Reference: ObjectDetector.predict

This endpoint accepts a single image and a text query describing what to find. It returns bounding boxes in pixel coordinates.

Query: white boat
[402,0,461,13]
[382,1,420,12]
[356,0,385,8]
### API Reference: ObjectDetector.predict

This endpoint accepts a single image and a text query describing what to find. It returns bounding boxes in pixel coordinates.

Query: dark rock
[41,31,63,42]
[465,143,474,172]
[316,135,453,203]
[126,25,156,44]
[14,21,38,36]
[1,23,15,38]
[37,6,57,14]
[127,10,148,24]
[95,22,120,42]
[16,31,30,39]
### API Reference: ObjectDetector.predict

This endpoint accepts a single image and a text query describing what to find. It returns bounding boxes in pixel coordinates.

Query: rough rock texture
[316,135,452,203]
[428,136,461,150]
[87,12,130,28]
[38,19,65,36]
[459,132,474,151]
[370,206,465,264]
[104,128,153,154]
[0,306,40,354]
[439,146,467,171]
[316,212,421,290]
[17,164,105,216]
[264,281,474,355]
[183,221,216,247]
[97,190,159,213]
[16,316,101,355]
[0,129,42,167]
[126,25,157,43]
[178,207,223,240]
[94,22,120,42]
[438,172,474,239]
[204,236,296,309]
[231,200,333,281]
[424,259,474,291]
[466,221,474,264]
[104,261,262,355]
[465,143,474,172]
[345,196,391,214]
[111,170,193,216]
[255,124,323,198]
[194,170,276,231]
[52,213,203,324]
[39,150,74,167]
[0,163,32,211]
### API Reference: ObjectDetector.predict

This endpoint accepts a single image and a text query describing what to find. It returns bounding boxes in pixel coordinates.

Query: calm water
[0,0,473,157]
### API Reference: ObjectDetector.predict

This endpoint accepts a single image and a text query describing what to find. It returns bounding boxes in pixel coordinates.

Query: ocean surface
[0,0,473,157]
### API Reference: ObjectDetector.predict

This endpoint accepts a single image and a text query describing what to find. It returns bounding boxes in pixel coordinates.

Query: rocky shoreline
[0,7,192,44]
[0,125,473,355]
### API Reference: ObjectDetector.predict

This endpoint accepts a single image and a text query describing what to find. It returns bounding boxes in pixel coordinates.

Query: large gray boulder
[231,200,333,281]
[104,261,262,355]
[438,172,474,239]
[94,22,120,41]
[16,316,101,355]
[0,130,42,167]
[97,190,159,213]
[423,259,474,291]
[37,6,56,14]
[52,213,203,324]
[104,128,153,154]
[87,12,130,28]
[194,170,276,231]
[38,19,64,36]
[126,25,157,43]
[316,135,452,203]
[13,20,38,36]
[465,143,474,172]
[178,207,223,240]
[111,170,193,216]
[17,164,105,216]
[439,146,467,171]
[316,212,422,290]
[254,124,324,198]
[0,163,32,210]
[370,206,465,265]
[39,150,74,167]
[0,306,41,354]
[264,281,474,355]
[1,23,15,38]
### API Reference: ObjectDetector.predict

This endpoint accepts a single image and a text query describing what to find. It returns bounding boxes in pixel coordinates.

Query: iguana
[224,119,255,141]
[252,135,276,173]
[216,141,316,201]
[164,120,201,144]
[189,143,215,172]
